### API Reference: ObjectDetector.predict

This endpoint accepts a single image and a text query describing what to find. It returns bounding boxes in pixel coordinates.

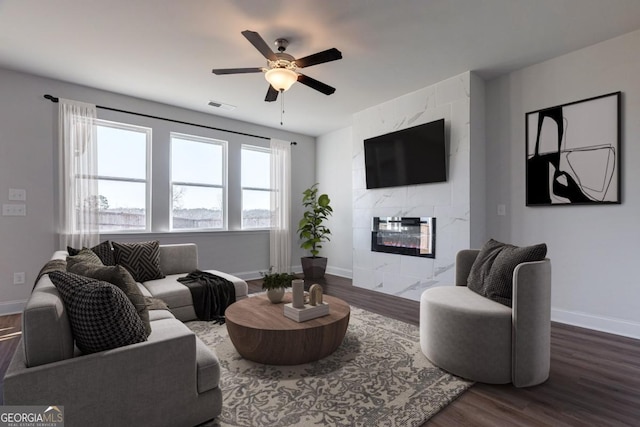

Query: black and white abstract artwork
[526,92,621,206]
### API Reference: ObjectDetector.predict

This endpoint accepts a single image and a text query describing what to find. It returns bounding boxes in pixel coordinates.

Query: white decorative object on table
[285,283,329,322]
[284,302,330,322]
[267,288,285,303]
[309,284,323,305]
[292,279,305,308]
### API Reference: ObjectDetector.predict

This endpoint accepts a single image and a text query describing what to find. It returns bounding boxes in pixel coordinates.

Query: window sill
[101,228,270,239]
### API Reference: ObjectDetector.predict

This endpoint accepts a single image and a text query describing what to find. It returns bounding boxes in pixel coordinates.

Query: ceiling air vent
[207,100,236,111]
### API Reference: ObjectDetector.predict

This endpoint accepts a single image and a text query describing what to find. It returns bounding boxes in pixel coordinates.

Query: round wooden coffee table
[225,293,350,365]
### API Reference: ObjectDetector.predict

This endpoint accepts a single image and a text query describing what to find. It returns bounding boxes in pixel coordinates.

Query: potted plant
[261,267,296,303]
[297,183,333,279]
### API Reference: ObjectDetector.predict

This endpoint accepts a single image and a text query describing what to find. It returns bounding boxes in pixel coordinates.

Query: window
[171,133,226,230]
[95,120,151,232]
[241,145,271,229]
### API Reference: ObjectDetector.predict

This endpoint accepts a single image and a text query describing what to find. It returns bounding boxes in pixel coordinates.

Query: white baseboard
[231,270,263,281]
[0,300,26,316]
[552,308,640,340]
[326,266,353,279]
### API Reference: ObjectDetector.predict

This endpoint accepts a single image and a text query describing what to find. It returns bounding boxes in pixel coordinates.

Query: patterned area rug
[187,307,472,427]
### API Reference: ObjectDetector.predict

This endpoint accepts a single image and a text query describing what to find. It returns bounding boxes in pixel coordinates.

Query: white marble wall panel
[352,71,477,301]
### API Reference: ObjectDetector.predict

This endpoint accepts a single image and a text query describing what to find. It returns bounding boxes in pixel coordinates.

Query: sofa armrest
[159,243,199,275]
[455,249,479,286]
[4,318,204,426]
[511,259,551,387]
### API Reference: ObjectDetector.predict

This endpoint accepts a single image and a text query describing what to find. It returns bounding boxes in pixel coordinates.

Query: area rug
[187,307,472,427]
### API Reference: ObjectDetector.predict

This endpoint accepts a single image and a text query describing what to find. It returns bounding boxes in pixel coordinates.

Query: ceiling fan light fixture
[265,68,297,92]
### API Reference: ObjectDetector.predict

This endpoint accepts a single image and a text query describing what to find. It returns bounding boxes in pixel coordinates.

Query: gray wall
[0,67,315,314]
[485,29,640,338]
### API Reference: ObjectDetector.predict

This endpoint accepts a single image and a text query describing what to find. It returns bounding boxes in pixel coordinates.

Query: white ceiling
[1,0,640,137]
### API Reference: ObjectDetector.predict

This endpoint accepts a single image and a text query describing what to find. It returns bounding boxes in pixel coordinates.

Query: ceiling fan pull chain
[280,90,285,126]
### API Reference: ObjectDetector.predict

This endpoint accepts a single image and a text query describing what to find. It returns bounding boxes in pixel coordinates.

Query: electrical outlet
[2,204,26,216]
[13,272,25,285]
[8,188,26,201]
[497,204,506,216]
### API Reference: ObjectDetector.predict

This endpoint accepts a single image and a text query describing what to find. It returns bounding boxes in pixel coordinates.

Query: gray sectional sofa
[3,243,248,427]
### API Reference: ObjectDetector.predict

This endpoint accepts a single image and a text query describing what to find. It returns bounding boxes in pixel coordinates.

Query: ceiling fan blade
[242,30,277,61]
[295,48,342,68]
[265,85,279,102]
[212,67,263,75]
[297,74,336,95]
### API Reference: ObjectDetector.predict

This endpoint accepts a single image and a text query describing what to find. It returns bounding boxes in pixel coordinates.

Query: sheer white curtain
[269,139,291,273]
[58,98,100,249]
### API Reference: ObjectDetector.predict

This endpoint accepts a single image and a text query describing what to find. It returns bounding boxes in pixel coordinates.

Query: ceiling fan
[212,30,342,102]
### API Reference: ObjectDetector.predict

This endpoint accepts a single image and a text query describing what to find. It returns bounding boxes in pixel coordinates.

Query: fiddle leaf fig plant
[297,183,333,258]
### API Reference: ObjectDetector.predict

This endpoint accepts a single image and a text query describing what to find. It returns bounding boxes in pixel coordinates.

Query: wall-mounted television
[364,118,447,189]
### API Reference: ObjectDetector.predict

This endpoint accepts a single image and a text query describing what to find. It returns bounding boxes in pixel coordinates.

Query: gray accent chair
[419,249,551,387]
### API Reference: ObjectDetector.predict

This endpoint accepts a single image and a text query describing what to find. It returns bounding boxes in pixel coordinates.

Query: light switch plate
[2,204,26,216]
[8,188,26,201]
[13,272,25,285]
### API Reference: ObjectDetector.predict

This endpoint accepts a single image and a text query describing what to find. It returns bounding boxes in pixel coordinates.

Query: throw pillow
[48,271,147,354]
[467,239,547,307]
[67,240,115,266]
[67,262,152,336]
[112,241,165,283]
[66,248,104,271]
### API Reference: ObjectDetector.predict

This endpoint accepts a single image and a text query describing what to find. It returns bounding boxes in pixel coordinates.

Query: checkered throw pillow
[112,241,165,282]
[67,261,152,336]
[48,271,148,354]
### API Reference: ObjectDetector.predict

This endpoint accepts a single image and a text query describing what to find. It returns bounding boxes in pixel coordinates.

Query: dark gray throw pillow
[67,240,115,266]
[67,261,152,336]
[112,241,165,283]
[467,239,547,307]
[66,248,104,271]
[48,271,147,354]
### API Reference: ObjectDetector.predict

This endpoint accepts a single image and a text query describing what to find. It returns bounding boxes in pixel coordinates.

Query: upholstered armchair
[420,249,551,387]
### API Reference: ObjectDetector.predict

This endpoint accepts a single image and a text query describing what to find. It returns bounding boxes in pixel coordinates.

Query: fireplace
[371,217,436,258]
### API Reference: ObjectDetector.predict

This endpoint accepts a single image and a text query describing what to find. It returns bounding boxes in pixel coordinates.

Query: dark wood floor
[2,275,639,426]
[249,275,640,426]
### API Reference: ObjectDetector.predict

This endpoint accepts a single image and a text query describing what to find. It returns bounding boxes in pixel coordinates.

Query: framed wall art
[526,91,621,206]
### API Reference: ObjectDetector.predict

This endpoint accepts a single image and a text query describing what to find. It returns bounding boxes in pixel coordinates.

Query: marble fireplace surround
[352,71,485,301]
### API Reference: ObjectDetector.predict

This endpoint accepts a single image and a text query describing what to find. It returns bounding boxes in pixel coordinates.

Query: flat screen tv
[364,118,446,189]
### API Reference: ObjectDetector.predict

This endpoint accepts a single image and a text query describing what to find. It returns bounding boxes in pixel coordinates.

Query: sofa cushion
[159,243,198,275]
[467,239,547,306]
[143,274,194,309]
[67,261,152,336]
[195,337,221,393]
[48,271,148,354]
[113,240,165,282]
[67,240,115,265]
[420,285,513,383]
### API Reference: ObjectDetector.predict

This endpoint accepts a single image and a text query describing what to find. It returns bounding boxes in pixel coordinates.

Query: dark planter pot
[301,256,328,279]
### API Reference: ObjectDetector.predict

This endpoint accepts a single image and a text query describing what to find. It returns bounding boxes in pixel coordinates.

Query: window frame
[170,132,228,231]
[240,144,273,230]
[94,119,152,233]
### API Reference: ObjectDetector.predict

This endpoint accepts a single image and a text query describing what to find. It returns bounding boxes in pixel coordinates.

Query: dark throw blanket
[35,259,67,290]
[177,270,236,324]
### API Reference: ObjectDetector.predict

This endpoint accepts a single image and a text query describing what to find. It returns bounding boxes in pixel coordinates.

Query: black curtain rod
[43,94,297,145]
